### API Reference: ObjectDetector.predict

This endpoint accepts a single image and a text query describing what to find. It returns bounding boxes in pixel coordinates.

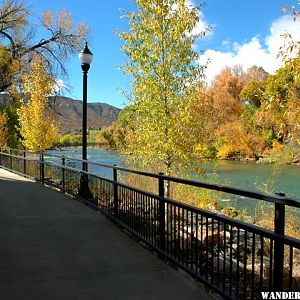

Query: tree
[0,0,89,93]
[209,67,244,125]
[242,65,269,85]
[18,58,59,151]
[0,45,12,91]
[240,80,266,108]
[256,61,300,144]
[118,0,208,195]
[276,3,300,143]
[0,103,21,148]
[216,121,265,160]
[176,89,216,160]
[280,2,300,62]
[210,66,269,159]
[0,111,8,147]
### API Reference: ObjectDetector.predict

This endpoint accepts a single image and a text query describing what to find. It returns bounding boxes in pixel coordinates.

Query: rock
[222,207,239,218]
[179,226,194,249]
[212,251,244,273]
[292,265,300,291]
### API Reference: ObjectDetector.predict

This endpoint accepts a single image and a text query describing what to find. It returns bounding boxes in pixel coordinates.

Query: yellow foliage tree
[0,111,8,147]
[118,0,209,197]
[18,58,59,151]
[209,67,244,125]
[216,121,265,160]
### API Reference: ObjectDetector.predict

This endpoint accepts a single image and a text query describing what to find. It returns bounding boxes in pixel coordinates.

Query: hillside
[51,96,121,132]
[0,94,121,132]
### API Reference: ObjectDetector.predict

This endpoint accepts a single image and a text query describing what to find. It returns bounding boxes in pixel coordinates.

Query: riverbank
[53,144,300,167]
[56,144,300,164]
[46,148,300,200]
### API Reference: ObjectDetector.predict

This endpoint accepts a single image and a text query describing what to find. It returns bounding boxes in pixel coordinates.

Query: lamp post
[78,42,93,199]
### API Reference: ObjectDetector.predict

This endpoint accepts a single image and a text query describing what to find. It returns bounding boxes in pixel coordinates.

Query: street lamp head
[78,42,93,71]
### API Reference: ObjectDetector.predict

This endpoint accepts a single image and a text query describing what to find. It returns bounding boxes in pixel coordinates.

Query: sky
[28,0,300,108]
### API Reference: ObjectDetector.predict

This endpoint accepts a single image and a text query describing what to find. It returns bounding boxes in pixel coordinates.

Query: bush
[259,144,298,164]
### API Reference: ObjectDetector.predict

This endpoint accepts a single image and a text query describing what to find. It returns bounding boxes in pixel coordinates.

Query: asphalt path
[0,168,212,300]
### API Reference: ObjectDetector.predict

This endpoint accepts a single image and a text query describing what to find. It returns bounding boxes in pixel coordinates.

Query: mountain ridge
[0,94,121,132]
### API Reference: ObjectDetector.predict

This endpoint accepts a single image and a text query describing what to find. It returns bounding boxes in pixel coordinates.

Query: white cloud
[200,15,300,83]
[266,15,300,58]
[186,0,212,37]
[52,79,67,94]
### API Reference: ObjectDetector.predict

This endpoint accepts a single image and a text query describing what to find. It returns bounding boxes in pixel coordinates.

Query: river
[46,148,300,214]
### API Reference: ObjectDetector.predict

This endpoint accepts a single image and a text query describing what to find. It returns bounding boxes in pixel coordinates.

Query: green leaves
[118,0,208,184]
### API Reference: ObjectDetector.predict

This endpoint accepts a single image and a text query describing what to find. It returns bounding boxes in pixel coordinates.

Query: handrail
[162,174,300,208]
[3,147,36,154]
[44,152,300,208]
[41,160,299,243]
[2,149,300,208]
[0,151,37,161]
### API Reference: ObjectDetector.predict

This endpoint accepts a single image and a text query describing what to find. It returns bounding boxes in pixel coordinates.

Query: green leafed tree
[0,110,8,147]
[240,79,266,108]
[0,103,21,148]
[118,0,208,195]
[0,45,12,91]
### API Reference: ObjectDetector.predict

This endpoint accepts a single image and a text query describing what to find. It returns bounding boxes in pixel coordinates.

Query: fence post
[40,153,44,184]
[9,149,12,170]
[23,150,26,175]
[113,164,118,218]
[62,156,65,193]
[158,173,166,252]
[273,192,285,291]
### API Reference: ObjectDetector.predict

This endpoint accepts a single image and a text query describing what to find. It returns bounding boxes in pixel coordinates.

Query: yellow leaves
[256,60,300,143]
[118,0,208,178]
[22,58,53,99]
[209,67,244,124]
[43,10,53,28]
[58,10,73,32]
[18,59,59,152]
[0,111,9,147]
[77,22,88,39]
[43,9,74,33]
[41,8,89,52]
[216,121,265,159]
[0,47,9,66]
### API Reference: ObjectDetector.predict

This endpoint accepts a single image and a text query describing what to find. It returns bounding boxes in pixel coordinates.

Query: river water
[46,148,300,214]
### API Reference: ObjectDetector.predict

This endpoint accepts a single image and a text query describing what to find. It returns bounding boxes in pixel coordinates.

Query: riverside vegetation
[98,62,300,166]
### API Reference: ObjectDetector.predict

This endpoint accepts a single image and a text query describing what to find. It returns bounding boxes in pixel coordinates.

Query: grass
[259,144,300,164]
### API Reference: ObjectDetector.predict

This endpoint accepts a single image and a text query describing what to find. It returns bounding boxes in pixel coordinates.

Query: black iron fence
[0,148,299,299]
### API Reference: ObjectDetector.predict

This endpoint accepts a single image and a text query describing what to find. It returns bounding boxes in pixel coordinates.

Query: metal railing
[0,148,299,299]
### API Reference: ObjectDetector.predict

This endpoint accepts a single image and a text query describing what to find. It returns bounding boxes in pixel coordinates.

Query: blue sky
[29,0,298,108]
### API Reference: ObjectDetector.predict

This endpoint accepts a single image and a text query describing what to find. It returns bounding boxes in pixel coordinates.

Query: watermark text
[261,292,300,299]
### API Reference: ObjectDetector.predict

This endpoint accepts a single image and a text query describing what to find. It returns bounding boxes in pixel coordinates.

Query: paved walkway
[0,168,212,300]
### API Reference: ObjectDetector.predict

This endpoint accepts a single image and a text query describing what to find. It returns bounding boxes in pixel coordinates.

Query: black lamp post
[78,42,93,199]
